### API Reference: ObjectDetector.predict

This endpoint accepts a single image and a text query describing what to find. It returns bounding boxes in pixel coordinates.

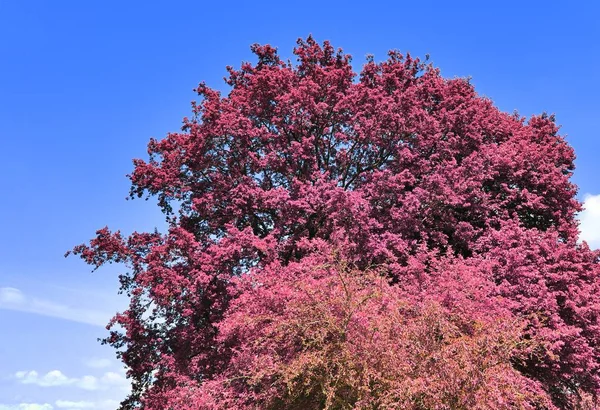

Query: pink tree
[72,37,600,409]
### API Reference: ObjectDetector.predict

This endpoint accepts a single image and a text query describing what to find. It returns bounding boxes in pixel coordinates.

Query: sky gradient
[1,1,599,409]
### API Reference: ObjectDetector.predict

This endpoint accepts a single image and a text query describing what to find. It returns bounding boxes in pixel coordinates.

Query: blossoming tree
[72,37,600,409]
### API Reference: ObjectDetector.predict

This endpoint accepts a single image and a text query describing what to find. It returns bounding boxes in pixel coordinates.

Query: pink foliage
[188,254,553,409]
[71,37,600,409]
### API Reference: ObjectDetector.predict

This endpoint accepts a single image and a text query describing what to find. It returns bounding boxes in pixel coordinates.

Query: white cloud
[20,406,53,410]
[54,401,94,409]
[54,400,119,410]
[0,404,53,410]
[76,376,99,391]
[579,193,600,250]
[14,370,130,393]
[0,287,113,327]
[16,370,72,387]
[0,288,26,304]
[0,401,120,410]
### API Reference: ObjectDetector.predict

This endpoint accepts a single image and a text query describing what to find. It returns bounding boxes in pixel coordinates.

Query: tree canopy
[72,37,600,409]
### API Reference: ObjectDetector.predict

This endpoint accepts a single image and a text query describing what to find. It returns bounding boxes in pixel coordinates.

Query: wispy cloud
[15,370,74,388]
[579,193,600,250]
[0,287,113,327]
[55,400,119,410]
[0,404,53,410]
[14,370,129,393]
[0,400,120,410]
[54,401,94,409]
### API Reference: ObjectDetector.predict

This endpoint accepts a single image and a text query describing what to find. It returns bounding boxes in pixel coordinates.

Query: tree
[71,37,600,409]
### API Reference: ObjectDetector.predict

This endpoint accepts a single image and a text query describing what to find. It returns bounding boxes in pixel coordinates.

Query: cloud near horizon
[14,370,129,393]
[0,405,53,410]
[579,193,600,250]
[0,399,120,410]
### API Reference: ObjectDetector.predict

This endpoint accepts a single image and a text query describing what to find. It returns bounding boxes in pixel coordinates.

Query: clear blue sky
[1,1,599,409]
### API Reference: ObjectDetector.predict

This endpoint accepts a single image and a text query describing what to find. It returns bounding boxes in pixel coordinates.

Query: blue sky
[1,1,599,409]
